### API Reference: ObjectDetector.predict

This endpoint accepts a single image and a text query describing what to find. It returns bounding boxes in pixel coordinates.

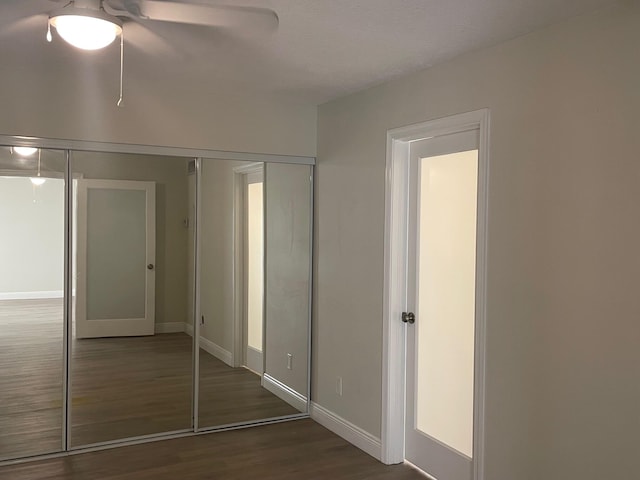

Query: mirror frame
[0,134,314,464]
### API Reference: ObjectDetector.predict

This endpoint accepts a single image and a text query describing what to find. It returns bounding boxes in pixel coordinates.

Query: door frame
[381,109,490,480]
[232,162,264,369]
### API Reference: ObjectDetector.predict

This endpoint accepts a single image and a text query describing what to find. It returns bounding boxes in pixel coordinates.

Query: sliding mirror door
[0,143,313,461]
[263,163,311,414]
[69,151,195,447]
[0,147,66,460]
[197,159,311,429]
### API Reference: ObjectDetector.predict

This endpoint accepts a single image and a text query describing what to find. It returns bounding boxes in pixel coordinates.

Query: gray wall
[314,3,640,479]
[198,159,313,392]
[0,45,316,157]
[264,163,311,397]
[73,152,190,326]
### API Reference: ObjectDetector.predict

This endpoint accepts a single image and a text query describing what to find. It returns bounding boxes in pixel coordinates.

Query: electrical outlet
[287,353,293,370]
[336,376,343,396]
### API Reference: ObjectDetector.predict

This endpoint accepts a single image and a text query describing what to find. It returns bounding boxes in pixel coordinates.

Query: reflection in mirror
[197,159,311,428]
[263,162,311,412]
[70,151,194,446]
[0,147,66,460]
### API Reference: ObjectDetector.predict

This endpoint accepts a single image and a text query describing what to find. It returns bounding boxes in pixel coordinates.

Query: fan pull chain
[117,31,124,107]
[46,20,52,43]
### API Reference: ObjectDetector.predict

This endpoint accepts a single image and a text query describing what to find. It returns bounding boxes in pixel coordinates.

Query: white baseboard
[155,322,187,334]
[310,402,382,461]
[154,321,231,367]
[199,336,233,367]
[246,345,263,374]
[262,373,307,412]
[0,290,64,300]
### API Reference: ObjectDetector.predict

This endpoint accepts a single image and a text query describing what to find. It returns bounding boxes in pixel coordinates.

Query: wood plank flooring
[0,420,427,480]
[0,299,64,460]
[0,299,297,461]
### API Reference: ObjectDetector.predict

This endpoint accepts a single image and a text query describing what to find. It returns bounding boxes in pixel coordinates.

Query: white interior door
[405,129,479,480]
[75,179,156,339]
[244,170,264,373]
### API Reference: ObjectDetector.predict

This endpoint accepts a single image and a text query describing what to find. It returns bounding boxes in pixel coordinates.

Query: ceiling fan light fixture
[50,8,123,51]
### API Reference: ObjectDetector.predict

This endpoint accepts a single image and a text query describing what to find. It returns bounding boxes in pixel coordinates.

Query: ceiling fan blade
[0,14,45,40]
[132,1,278,32]
[0,0,51,24]
[122,20,181,57]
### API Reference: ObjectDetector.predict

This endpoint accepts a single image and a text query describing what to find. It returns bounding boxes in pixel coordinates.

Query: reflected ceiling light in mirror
[49,7,123,51]
[30,150,46,186]
[12,146,38,157]
[31,177,46,186]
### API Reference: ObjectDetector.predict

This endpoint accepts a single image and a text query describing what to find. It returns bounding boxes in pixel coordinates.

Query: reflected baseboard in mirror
[72,330,301,446]
[0,140,313,463]
[69,151,195,447]
[0,149,67,462]
[198,349,299,428]
[196,159,312,429]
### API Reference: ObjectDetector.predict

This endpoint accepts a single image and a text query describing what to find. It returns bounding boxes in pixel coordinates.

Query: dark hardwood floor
[0,299,297,461]
[0,420,427,480]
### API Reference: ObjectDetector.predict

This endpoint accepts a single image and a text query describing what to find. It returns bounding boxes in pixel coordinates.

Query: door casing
[232,163,265,370]
[381,109,490,480]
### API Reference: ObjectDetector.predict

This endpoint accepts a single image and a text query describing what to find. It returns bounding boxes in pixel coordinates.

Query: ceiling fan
[46,0,279,51]
[37,0,278,104]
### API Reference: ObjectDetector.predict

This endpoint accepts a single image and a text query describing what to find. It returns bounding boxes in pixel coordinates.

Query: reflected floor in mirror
[70,330,193,446]
[0,299,63,461]
[0,299,300,459]
[198,351,299,428]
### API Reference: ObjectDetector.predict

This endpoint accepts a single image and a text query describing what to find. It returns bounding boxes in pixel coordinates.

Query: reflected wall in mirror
[0,143,313,460]
[69,152,194,447]
[263,162,311,411]
[197,159,311,428]
[0,147,66,460]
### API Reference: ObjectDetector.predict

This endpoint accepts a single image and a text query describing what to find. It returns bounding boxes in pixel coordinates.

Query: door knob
[401,312,415,324]
[147,264,154,270]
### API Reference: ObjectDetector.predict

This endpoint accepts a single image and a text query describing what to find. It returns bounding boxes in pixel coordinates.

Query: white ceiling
[0,0,621,104]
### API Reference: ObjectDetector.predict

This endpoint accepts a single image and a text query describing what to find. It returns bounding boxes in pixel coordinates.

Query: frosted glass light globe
[51,14,122,50]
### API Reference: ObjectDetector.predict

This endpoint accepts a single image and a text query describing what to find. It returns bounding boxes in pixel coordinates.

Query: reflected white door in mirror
[0,138,314,464]
[75,179,156,339]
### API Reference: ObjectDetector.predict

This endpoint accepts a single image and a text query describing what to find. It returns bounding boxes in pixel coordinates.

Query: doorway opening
[382,110,489,480]
[243,168,264,374]
[233,163,264,374]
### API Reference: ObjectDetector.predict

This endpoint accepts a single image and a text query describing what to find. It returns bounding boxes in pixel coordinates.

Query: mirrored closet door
[197,159,312,429]
[0,147,66,460]
[0,142,313,462]
[69,151,194,447]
